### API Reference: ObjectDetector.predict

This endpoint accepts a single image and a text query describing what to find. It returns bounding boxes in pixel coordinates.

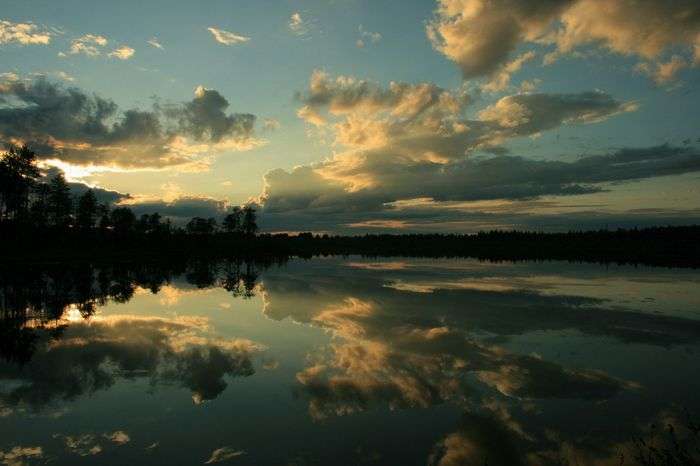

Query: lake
[1,257,699,465]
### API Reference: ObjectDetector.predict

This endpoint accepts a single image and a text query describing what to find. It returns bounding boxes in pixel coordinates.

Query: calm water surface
[1,257,699,465]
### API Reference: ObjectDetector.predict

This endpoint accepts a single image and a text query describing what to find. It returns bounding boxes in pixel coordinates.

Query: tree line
[0,145,257,236]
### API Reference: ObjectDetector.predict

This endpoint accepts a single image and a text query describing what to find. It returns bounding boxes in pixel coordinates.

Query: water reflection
[1,257,699,465]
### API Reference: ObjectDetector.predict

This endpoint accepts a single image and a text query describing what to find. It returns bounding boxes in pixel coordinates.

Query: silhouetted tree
[223,207,242,233]
[149,213,163,232]
[47,173,73,227]
[241,206,257,236]
[75,190,98,230]
[110,207,136,235]
[187,217,217,235]
[97,203,111,231]
[29,182,50,228]
[0,145,40,221]
[136,214,150,234]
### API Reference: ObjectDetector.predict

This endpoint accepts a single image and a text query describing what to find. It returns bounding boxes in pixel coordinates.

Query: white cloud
[357,25,382,48]
[69,34,108,56]
[0,20,51,45]
[262,118,280,131]
[0,72,19,82]
[55,71,75,82]
[147,37,164,49]
[108,45,135,60]
[288,12,307,36]
[207,27,250,45]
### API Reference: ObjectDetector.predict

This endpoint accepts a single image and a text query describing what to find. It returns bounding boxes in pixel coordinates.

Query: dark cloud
[260,144,700,231]
[41,166,129,205]
[478,91,637,133]
[0,77,258,169]
[127,196,228,222]
[167,86,255,143]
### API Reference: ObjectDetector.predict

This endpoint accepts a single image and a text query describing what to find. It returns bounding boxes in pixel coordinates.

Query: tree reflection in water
[0,258,276,410]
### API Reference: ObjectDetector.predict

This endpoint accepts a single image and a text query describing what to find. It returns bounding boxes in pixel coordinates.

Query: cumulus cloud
[68,34,108,56]
[260,145,700,232]
[0,20,52,45]
[262,118,280,131]
[356,25,382,48]
[477,91,637,131]
[427,0,700,83]
[108,45,135,60]
[0,77,259,170]
[130,194,221,220]
[168,85,256,143]
[207,27,250,45]
[39,166,128,204]
[636,55,688,85]
[482,51,536,92]
[257,71,651,231]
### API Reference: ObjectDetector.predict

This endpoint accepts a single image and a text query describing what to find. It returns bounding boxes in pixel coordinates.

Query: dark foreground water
[1,257,699,465]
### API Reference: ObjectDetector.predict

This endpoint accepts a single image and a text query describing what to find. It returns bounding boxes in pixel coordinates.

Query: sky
[1,0,700,233]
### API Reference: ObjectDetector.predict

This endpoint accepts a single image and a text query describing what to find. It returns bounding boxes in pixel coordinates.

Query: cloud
[0,77,259,170]
[122,196,226,224]
[204,447,245,464]
[262,118,280,131]
[168,85,256,143]
[108,45,135,60]
[0,20,51,45]
[39,166,129,204]
[68,34,108,56]
[207,27,250,45]
[636,55,688,85]
[257,72,658,231]
[357,25,382,48]
[477,91,637,131]
[427,0,700,83]
[54,71,75,82]
[482,51,536,92]
[288,13,307,36]
[147,37,164,49]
